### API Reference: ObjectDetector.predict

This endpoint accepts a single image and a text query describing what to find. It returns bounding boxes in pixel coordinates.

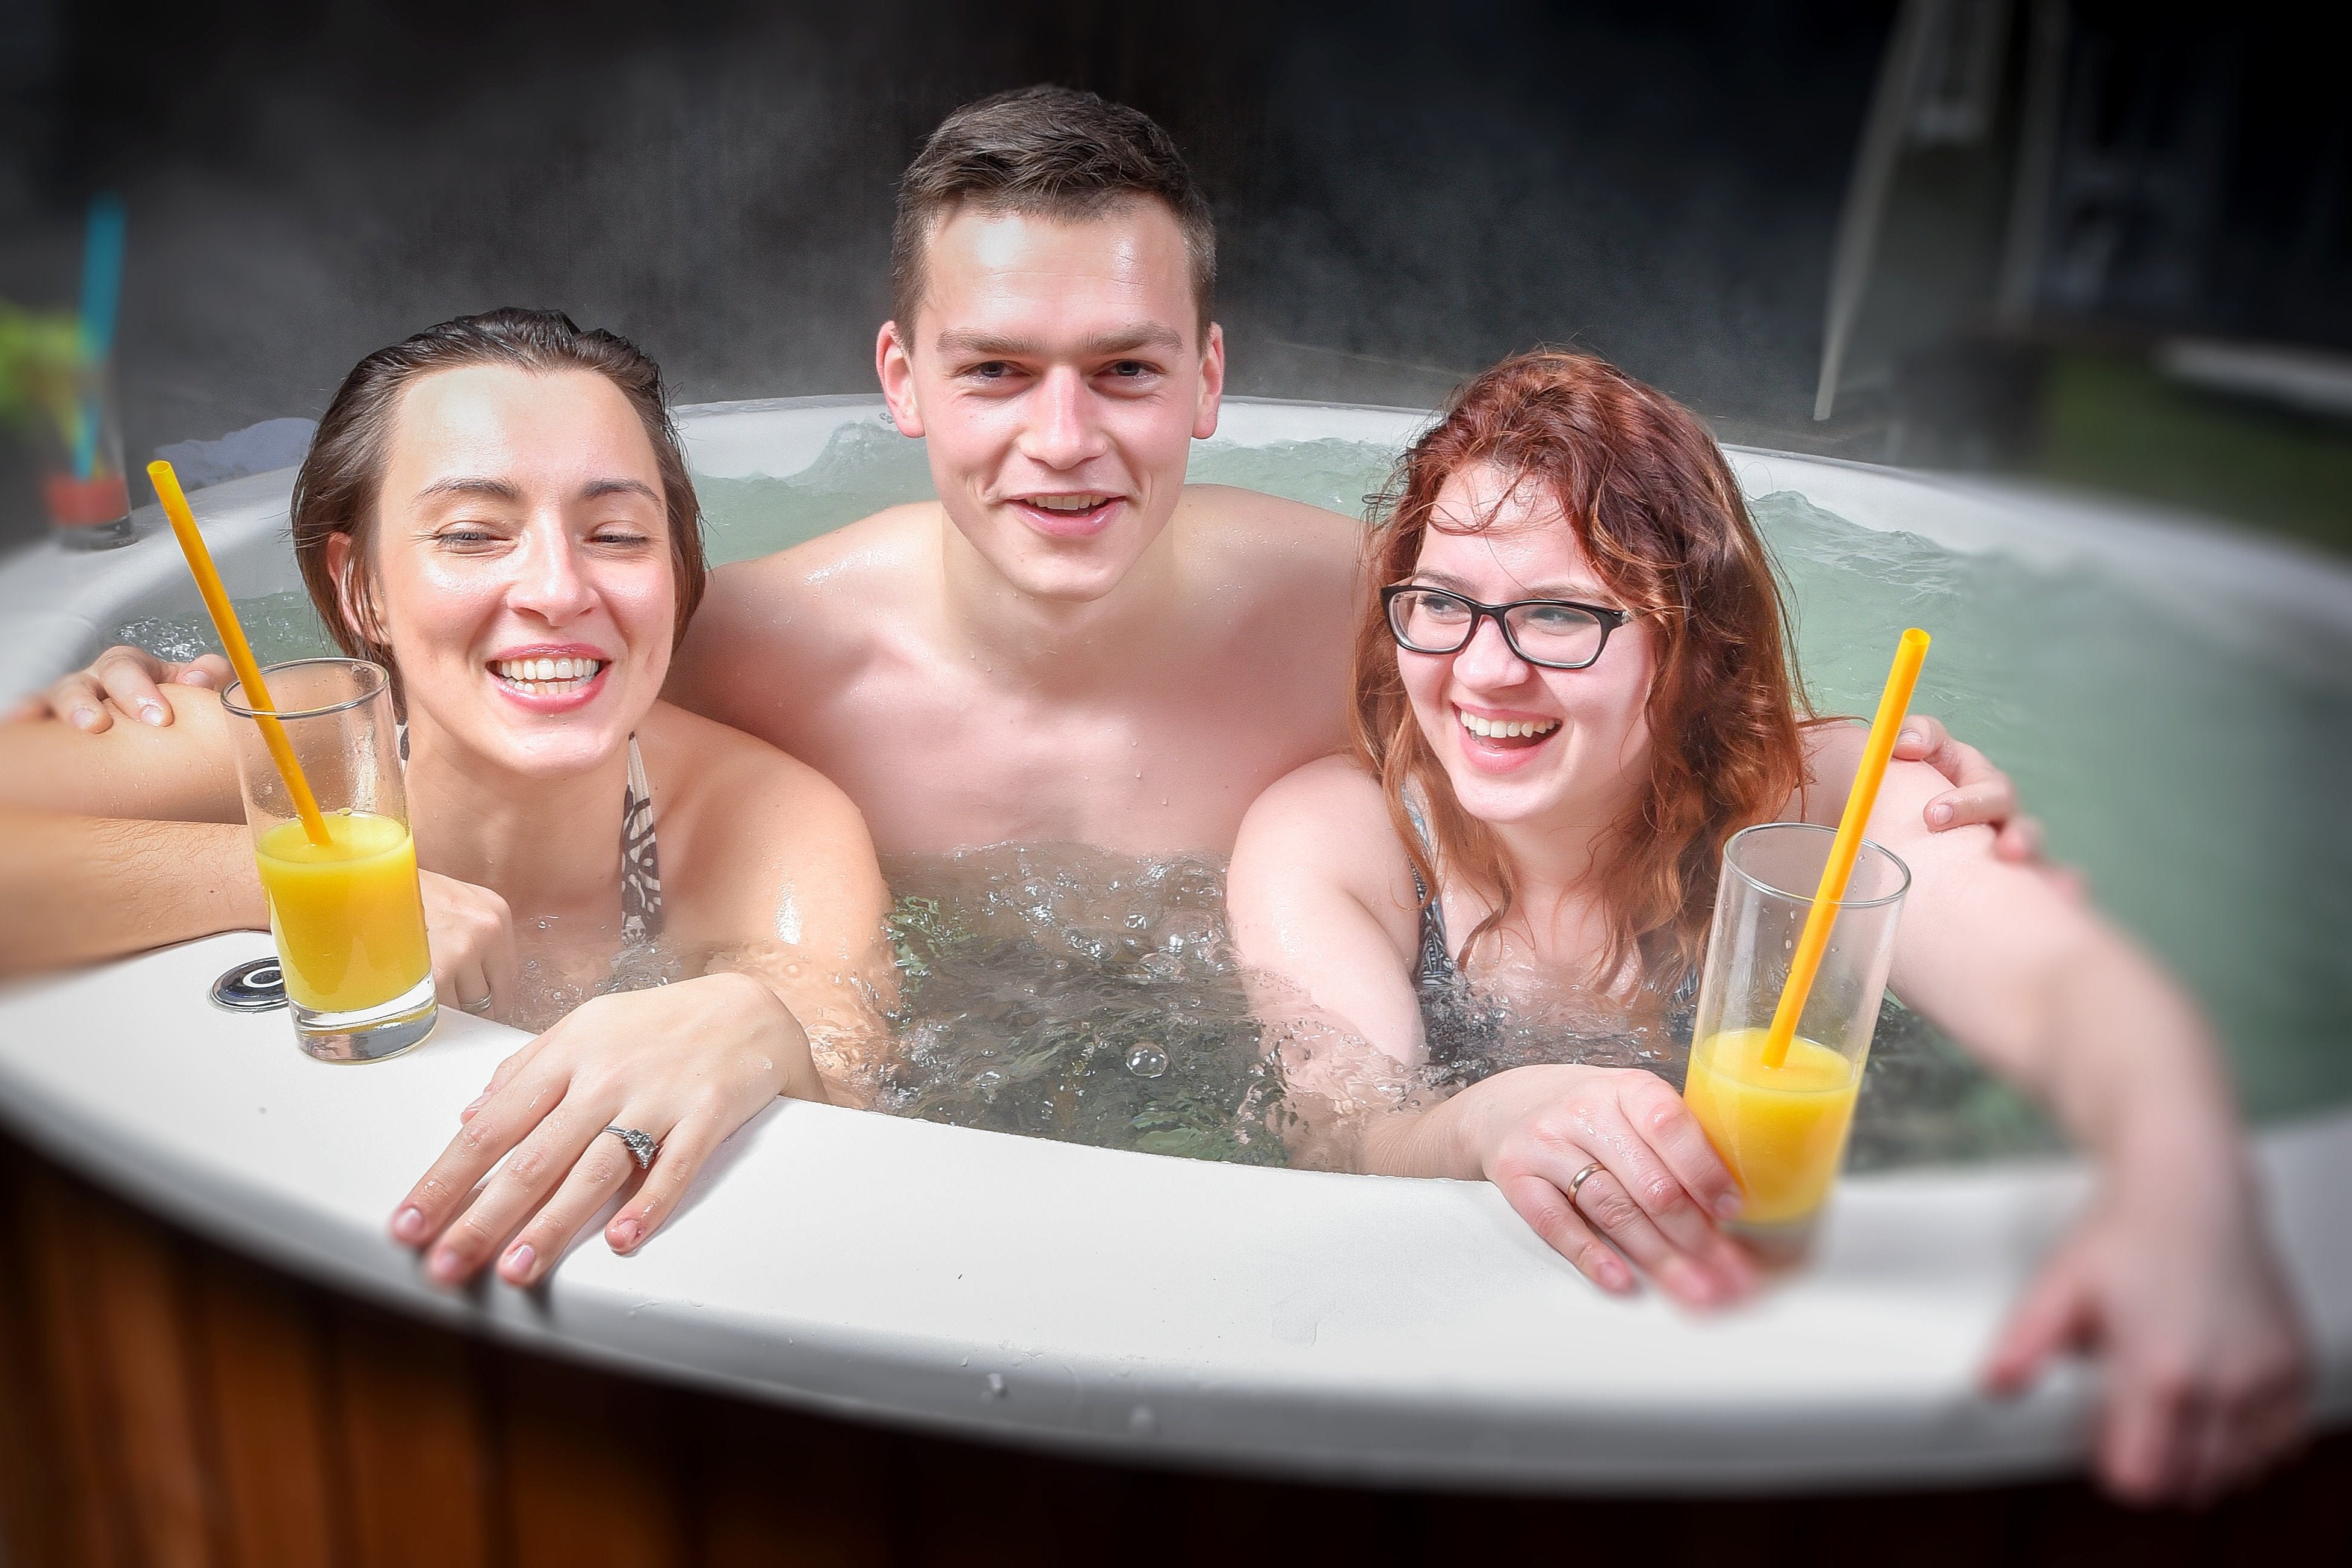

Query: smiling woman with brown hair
[0,308,893,1291]
[1228,348,2310,1505]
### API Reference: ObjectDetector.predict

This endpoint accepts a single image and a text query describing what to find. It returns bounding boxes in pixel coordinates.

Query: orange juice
[255,812,432,1013]
[1682,1027,1861,1225]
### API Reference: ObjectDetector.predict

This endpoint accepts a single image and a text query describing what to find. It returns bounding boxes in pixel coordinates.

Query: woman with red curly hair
[1228,350,2306,1504]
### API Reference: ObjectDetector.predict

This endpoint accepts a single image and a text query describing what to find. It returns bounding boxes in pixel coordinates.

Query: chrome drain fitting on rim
[209,957,288,1013]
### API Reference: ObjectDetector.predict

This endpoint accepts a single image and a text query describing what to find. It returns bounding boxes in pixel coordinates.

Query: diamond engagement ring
[604,1125,659,1170]
[1567,1159,1607,1208]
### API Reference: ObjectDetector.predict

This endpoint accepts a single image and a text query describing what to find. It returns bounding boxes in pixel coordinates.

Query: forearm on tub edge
[0,809,265,977]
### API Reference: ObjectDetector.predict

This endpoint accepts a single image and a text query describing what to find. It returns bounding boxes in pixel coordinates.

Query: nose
[1017,366,1110,472]
[506,519,596,626]
[1452,611,1533,689]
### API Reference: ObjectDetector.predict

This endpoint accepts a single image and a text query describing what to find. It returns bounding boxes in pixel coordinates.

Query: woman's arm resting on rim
[391,971,825,1289]
[1227,756,1430,1078]
[1860,756,2310,1506]
[392,714,891,1287]
[0,809,264,977]
[1228,759,1756,1311]
[690,763,897,1105]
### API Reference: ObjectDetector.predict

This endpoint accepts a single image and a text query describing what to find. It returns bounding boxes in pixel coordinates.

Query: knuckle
[1581,1184,1639,1230]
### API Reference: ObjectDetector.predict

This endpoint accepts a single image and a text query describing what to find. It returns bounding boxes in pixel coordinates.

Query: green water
[118,419,2352,1153]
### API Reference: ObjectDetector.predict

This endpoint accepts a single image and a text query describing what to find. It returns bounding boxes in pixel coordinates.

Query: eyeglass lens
[1388,588,1608,667]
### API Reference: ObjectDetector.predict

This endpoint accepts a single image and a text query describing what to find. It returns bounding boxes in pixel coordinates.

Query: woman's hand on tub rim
[1443,1063,1757,1309]
[389,969,829,1288]
[14,644,232,732]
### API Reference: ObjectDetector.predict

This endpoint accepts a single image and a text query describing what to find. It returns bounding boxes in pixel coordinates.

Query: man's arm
[0,809,264,977]
[0,688,242,821]
[1852,753,2308,1504]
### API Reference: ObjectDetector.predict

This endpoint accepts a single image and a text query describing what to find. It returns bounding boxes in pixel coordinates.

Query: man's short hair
[891,85,1217,344]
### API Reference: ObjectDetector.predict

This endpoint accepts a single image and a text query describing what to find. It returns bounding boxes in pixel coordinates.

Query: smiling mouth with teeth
[1458,708,1561,742]
[1022,494,1114,514]
[491,655,607,696]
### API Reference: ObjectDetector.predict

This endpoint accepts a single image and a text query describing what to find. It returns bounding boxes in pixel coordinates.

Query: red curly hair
[1352,350,1813,993]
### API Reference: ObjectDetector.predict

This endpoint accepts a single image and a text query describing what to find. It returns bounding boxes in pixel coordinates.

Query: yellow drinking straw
[147,459,333,848]
[1759,627,1931,1069]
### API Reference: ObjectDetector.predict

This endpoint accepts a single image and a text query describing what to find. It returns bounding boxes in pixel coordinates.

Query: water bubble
[1127,1043,1169,1078]
[983,1372,1006,1401]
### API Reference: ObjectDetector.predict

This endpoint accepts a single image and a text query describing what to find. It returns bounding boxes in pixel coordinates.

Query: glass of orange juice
[1682,823,1909,1263]
[220,658,437,1063]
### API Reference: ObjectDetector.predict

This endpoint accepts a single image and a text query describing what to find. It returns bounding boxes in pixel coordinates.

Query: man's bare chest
[796,670,1333,857]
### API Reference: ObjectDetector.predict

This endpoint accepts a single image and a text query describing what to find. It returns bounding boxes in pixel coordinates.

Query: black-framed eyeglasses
[1381,584,1632,671]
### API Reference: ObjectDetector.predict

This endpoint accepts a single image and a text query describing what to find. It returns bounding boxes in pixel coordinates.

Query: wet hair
[1352,350,1813,994]
[891,85,1217,343]
[289,307,706,682]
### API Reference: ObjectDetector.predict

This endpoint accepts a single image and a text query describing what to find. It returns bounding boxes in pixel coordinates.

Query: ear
[876,319,926,439]
[1192,321,1225,442]
[322,532,385,647]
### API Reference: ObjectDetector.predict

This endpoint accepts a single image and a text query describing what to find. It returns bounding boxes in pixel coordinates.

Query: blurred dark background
[2,0,2347,552]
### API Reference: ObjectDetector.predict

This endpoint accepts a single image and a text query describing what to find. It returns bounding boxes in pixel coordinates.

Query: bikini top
[1400,794,1461,1002]
[1395,791,1696,1015]
[619,733,665,945]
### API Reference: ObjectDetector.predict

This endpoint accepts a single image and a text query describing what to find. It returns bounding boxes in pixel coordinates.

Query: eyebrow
[933,323,1186,359]
[415,476,660,505]
[1408,568,1609,601]
[582,477,662,505]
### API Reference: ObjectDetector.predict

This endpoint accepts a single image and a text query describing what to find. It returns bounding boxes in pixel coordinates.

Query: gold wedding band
[1567,1160,1607,1206]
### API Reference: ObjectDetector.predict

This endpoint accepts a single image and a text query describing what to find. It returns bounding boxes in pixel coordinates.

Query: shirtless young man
[31,87,2026,858]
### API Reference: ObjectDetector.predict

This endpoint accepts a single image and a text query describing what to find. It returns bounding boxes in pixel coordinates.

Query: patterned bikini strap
[619,732,664,945]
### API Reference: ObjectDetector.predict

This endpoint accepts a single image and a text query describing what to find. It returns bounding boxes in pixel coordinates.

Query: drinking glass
[36,354,135,549]
[1682,822,1910,1261]
[220,658,437,1062]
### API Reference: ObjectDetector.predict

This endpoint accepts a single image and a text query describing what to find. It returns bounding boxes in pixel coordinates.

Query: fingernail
[1930,803,1954,826]
[608,1217,641,1251]
[178,669,212,686]
[503,1242,535,1279]
[69,706,98,730]
[138,701,166,726]
[392,1205,427,1242]
[1714,1193,1743,1220]
[1899,726,1923,747]
[427,1247,465,1282]
[460,1093,487,1120]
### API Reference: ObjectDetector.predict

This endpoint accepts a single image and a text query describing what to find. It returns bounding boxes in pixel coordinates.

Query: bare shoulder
[1174,484,1363,651]
[670,504,938,726]
[1177,483,1363,563]
[638,701,869,849]
[693,503,936,640]
[1233,756,1413,899]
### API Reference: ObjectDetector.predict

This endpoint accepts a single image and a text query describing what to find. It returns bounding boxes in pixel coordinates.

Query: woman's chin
[442,713,634,780]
